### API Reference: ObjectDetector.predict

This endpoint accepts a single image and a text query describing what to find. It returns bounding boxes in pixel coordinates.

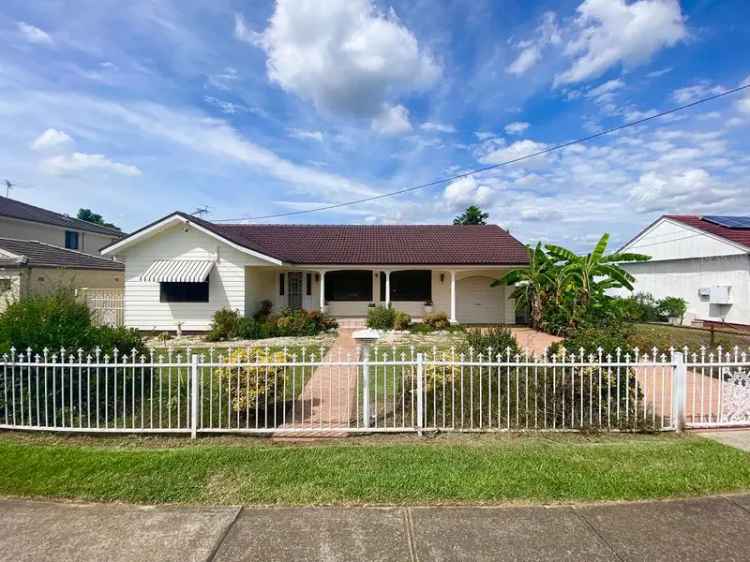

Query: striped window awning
[140,260,215,283]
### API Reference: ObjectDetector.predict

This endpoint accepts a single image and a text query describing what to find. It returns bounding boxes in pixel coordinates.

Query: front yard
[1,432,748,505]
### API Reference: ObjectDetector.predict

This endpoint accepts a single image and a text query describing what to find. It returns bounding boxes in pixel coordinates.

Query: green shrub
[253,299,273,321]
[307,310,338,332]
[367,305,396,329]
[560,322,635,358]
[461,327,520,358]
[657,297,687,322]
[424,312,450,331]
[393,311,411,330]
[206,308,242,342]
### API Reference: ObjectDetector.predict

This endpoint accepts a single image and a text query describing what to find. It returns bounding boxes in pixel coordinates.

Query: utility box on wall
[708,285,731,305]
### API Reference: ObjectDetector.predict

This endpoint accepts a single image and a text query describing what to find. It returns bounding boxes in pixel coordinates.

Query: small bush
[207,307,337,342]
[657,297,687,323]
[253,299,273,321]
[308,309,338,332]
[560,322,635,358]
[461,327,520,357]
[367,305,396,329]
[213,348,286,419]
[206,308,242,342]
[424,312,450,331]
[393,310,411,330]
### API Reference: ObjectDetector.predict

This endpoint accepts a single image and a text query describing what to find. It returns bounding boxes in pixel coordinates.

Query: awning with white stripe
[140,260,214,283]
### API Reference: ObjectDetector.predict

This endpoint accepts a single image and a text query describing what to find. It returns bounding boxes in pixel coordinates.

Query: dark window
[306,273,312,296]
[380,270,431,302]
[325,270,372,302]
[160,281,209,303]
[65,231,80,250]
[279,273,285,296]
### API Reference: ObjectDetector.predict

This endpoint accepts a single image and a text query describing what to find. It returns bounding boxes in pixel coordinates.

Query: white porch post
[384,271,391,308]
[449,270,457,324]
[319,271,326,313]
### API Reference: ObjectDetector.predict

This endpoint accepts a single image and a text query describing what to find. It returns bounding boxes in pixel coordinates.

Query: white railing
[1,346,748,436]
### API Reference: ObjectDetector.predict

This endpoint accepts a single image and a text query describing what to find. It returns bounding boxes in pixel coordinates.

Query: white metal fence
[1,346,748,436]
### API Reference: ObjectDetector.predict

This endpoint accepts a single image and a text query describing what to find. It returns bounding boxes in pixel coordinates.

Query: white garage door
[456,276,504,324]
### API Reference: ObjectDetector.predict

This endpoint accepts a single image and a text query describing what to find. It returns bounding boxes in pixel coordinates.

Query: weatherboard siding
[623,219,746,261]
[119,224,268,331]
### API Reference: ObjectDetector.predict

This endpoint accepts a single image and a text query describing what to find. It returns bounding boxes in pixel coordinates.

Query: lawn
[630,323,750,353]
[0,433,748,505]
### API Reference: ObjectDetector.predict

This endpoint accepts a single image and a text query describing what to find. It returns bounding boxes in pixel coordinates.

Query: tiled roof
[182,213,529,265]
[0,238,124,270]
[0,196,125,237]
[664,215,750,250]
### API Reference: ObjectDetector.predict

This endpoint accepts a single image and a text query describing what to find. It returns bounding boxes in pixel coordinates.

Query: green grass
[631,323,750,352]
[0,433,748,505]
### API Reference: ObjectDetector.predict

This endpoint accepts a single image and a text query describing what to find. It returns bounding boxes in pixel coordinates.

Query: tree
[453,205,489,225]
[77,208,119,230]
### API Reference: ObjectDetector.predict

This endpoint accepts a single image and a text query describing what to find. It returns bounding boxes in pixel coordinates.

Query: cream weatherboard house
[101,212,529,331]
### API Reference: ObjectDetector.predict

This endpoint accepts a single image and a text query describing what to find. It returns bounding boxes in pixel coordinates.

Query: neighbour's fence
[0,346,748,436]
[77,288,124,327]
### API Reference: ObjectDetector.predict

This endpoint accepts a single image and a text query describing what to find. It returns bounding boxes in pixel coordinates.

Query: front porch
[261,266,520,325]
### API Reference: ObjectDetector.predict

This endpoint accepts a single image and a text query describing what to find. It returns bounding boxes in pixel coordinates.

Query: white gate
[78,288,124,327]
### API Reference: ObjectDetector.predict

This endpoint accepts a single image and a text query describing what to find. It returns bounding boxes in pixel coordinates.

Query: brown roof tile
[0,196,125,237]
[0,238,124,270]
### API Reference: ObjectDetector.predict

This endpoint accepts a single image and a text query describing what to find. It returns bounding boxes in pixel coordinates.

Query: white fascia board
[101,214,283,265]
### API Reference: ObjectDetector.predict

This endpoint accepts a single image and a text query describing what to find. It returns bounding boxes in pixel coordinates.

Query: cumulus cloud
[30,129,73,151]
[245,0,439,128]
[41,152,142,177]
[672,82,726,104]
[628,168,736,213]
[420,122,456,133]
[443,176,493,209]
[507,12,561,75]
[288,128,324,142]
[371,104,412,135]
[585,78,625,103]
[17,22,53,45]
[504,121,530,135]
[555,0,686,86]
[476,139,549,168]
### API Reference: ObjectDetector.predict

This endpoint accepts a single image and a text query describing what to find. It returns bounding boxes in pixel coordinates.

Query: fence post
[416,353,424,436]
[362,345,370,428]
[672,351,687,433]
[190,354,199,439]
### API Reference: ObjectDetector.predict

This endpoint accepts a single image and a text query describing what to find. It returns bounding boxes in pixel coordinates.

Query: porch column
[449,270,457,324]
[384,271,391,308]
[319,271,326,313]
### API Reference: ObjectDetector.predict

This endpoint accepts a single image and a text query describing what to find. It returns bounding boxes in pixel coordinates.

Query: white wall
[118,223,270,331]
[621,255,750,324]
[0,216,121,256]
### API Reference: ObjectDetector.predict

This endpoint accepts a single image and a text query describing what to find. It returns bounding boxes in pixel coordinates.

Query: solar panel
[702,215,750,229]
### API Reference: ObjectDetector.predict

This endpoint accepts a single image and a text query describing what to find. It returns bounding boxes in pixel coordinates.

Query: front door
[288,272,303,310]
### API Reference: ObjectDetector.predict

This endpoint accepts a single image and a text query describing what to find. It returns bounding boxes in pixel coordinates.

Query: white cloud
[247,0,439,124]
[627,168,736,213]
[672,82,726,104]
[504,121,530,135]
[371,104,412,135]
[30,129,73,151]
[203,96,248,114]
[647,67,672,78]
[476,139,548,168]
[555,0,686,86]
[474,131,494,141]
[233,13,259,44]
[738,96,750,115]
[41,152,142,177]
[443,176,493,209]
[420,122,456,133]
[585,78,625,103]
[288,128,324,142]
[17,22,53,45]
[507,12,561,75]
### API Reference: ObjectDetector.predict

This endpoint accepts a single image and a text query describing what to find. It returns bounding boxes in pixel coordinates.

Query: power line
[212,83,750,223]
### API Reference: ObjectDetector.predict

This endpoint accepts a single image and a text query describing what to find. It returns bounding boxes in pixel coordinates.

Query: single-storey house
[0,238,124,313]
[101,212,530,331]
[618,215,750,327]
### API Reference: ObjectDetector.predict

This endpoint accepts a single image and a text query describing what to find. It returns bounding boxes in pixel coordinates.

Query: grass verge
[0,432,748,506]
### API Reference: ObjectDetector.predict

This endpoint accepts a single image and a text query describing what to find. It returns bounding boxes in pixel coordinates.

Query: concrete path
[3,495,750,561]
[697,429,750,452]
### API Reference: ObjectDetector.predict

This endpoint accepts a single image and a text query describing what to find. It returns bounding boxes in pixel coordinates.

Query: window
[380,270,431,302]
[324,270,372,301]
[306,273,312,296]
[65,230,80,250]
[279,273,285,296]
[160,281,209,303]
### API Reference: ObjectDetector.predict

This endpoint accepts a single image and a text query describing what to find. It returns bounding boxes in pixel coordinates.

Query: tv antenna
[4,180,13,197]
[192,205,210,218]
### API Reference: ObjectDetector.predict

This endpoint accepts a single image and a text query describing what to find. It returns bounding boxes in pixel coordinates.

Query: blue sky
[1,0,748,250]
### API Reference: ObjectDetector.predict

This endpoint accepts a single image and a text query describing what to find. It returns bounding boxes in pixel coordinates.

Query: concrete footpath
[2,495,750,561]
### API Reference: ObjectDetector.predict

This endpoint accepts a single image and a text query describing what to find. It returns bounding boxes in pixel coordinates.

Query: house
[0,238,124,312]
[0,195,125,256]
[618,215,750,326]
[100,212,530,331]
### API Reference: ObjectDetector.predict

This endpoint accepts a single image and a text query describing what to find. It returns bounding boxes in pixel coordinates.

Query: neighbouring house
[0,238,124,313]
[100,212,530,331]
[0,195,125,256]
[618,215,750,326]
